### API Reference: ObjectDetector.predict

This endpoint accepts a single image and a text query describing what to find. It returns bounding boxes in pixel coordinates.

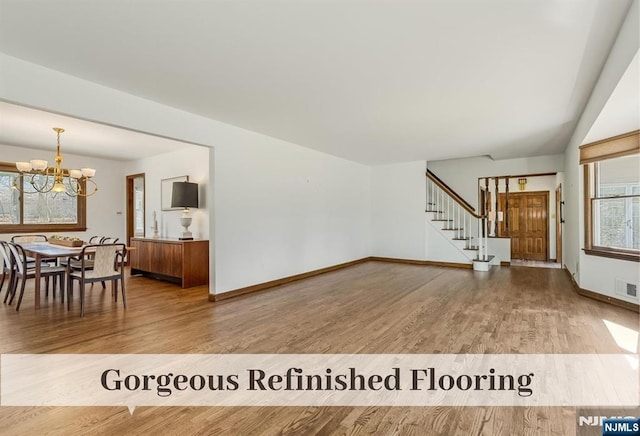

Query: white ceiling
[0,0,633,164]
[0,102,196,161]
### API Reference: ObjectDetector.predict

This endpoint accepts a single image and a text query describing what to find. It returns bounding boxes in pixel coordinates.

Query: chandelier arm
[64,177,81,197]
[62,177,98,197]
[74,178,98,197]
[62,179,74,196]
[26,172,55,193]
[84,178,98,197]
[11,175,27,194]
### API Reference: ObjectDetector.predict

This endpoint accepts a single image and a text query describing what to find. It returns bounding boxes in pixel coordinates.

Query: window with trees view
[0,163,86,233]
[581,131,639,262]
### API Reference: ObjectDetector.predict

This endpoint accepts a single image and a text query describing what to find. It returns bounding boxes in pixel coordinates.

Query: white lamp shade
[30,159,48,171]
[69,169,83,179]
[81,168,96,178]
[16,162,32,172]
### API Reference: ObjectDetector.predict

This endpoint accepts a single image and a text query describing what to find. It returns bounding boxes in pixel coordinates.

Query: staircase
[426,170,495,271]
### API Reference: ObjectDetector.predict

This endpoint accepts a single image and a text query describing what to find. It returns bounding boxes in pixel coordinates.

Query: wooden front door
[498,191,549,261]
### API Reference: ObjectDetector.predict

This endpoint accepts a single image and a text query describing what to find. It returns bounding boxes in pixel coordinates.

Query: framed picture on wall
[161,175,189,211]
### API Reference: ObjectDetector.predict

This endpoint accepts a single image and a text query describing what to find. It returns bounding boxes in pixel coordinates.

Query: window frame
[0,162,87,234]
[581,131,640,262]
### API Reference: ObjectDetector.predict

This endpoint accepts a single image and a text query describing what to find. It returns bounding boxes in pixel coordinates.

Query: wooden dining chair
[6,243,67,311]
[67,243,127,317]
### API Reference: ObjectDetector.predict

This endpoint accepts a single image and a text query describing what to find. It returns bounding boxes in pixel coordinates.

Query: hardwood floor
[510,260,562,269]
[0,261,637,435]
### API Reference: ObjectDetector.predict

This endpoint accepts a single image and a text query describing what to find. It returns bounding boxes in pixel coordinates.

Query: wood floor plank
[0,261,637,435]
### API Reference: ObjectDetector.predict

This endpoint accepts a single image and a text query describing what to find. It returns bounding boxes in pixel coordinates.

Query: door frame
[555,183,563,264]
[126,173,146,246]
[498,190,550,261]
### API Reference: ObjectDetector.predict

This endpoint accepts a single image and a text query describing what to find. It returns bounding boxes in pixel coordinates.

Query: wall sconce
[518,178,527,190]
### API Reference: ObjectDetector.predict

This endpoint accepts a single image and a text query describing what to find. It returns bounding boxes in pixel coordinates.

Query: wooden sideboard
[129,238,209,288]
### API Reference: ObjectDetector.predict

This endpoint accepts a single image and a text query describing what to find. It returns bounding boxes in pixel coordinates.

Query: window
[581,131,639,262]
[0,162,87,233]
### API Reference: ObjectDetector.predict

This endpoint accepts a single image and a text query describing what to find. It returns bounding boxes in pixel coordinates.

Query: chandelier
[12,127,98,197]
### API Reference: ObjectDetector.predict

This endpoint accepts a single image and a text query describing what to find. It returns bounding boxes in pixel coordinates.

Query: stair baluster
[426,173,493,269]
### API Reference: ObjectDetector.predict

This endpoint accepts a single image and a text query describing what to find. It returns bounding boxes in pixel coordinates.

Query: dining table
[20,242,135,309]
[20,243,85,309]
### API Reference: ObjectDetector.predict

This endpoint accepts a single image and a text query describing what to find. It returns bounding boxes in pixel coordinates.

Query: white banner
[1,354,638,408]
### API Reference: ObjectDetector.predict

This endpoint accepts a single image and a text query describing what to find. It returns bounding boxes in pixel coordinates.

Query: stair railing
[426,170,490,260]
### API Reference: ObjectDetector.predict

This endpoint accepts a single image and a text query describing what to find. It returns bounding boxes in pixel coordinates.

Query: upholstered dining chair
[100,237,119,244]
[67,243,127,317]
[60,236,100,269]
[68,237,121,290]
[67,237,119,270]
[6,242,67,311]
[0,241,13,301]
[10,234,49,266]
[2,240,57,303]
[11,234,48,243]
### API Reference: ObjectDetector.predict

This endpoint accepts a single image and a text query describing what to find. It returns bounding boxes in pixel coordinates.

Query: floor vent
[615,279,638,298]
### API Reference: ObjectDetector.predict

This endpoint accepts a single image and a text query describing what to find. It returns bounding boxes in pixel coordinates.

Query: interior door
[498,191,549,261]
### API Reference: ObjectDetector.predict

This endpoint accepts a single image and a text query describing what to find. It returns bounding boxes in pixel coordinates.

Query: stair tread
[432,219,453,222]
[463,247,479,250]
[425,210,444,213]
[473,255,495,262]
[442,228,463,231]
[452,237,471,240]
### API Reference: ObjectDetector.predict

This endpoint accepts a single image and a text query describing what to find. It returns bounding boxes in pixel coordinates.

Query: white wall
[0,143,125,241]
[214,140,371,294]
[427,154,565,210]
[562,0,639,302]
[487,238,510,265]
[370,161,426,260]
[121,146,210,240]
[424,220,469,264]
[581,255,639,303]
[0,54,374,296]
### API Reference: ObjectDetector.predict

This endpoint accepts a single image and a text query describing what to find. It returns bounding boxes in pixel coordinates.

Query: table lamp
[171,181,199,240]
